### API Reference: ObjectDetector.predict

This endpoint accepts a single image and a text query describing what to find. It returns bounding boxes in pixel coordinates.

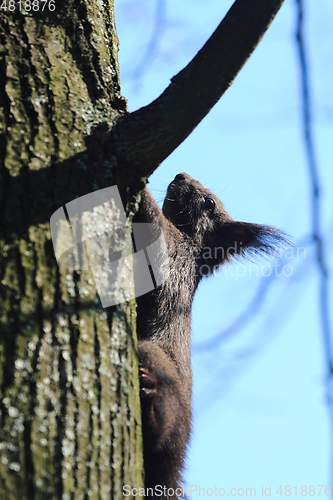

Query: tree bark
[0,3,143,499]
[0,0,285,498]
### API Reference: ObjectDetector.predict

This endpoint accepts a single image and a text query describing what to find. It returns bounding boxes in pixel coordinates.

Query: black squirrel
[134,173,286,499]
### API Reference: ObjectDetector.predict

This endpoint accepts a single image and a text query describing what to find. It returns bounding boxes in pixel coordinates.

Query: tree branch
[295,0,333,481]
[113,0,285,178]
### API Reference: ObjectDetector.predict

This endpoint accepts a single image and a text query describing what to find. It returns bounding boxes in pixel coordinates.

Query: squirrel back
[134,173,286,498]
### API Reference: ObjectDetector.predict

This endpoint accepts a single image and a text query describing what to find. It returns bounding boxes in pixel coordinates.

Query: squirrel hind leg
[138,340,191,496]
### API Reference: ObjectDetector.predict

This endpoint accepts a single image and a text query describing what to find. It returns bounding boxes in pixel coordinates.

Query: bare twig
[193,236,310,354]
[295,0,333,478]
[193,226,332,414]
[129,0,167,86]
[193,239,311,412]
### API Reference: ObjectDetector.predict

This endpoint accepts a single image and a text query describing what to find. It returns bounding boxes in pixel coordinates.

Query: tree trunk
[0,3,143,499]
[0,0,285,498]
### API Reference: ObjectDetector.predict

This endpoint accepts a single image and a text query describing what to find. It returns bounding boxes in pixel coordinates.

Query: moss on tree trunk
[0,2,143,498]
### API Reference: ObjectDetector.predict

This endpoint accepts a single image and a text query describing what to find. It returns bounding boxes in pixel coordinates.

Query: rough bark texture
[0,2,143,499]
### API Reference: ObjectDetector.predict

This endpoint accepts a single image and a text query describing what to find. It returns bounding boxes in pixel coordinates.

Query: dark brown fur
[134,173,286,499]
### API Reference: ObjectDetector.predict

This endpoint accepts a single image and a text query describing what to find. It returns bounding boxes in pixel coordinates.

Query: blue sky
[115,0,333,496]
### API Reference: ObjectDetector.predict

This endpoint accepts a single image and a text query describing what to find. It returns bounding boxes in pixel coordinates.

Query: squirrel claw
[139,366,158,400]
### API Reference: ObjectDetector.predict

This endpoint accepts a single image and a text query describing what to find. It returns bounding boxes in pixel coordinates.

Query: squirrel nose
[174,173,187,182]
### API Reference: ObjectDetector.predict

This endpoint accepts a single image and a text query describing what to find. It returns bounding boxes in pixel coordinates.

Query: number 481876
[0,0,55,11]
[277,485,331,496]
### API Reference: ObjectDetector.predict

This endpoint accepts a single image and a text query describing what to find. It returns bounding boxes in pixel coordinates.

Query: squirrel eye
[204,197,215,211]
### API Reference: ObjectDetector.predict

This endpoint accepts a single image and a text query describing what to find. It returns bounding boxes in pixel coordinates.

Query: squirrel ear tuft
[223,221,291,259]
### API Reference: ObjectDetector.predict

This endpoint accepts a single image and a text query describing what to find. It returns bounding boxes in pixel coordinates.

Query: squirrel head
[162,172,289,274]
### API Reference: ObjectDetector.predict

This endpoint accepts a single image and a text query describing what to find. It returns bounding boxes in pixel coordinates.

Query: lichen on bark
[0,2,143,498]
